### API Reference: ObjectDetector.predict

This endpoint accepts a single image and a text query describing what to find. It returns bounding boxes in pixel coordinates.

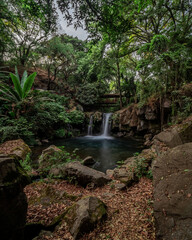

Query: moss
[90,201,107,223]
[3,159,31,187]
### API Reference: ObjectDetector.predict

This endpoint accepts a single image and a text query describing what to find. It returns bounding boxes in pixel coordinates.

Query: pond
[33,135,144,173]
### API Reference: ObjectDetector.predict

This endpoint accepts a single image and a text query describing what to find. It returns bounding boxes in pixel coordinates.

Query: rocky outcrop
[153,143,192,240]
[0,155,30,240]
[154,117,192,148]
[112,148,156,186]
[85,111,103,134]
[0,139,31,160]
[61,161,111,187]
[112,102,162,136]
[64,196,107,239]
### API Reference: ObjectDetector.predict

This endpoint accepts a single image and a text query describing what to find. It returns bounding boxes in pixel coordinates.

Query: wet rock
[0,155,30,240]
[62,161,111,187]
[64,196,107,239]
[153,143,192,240]
[82,156,95,166]
[0,139,31,160]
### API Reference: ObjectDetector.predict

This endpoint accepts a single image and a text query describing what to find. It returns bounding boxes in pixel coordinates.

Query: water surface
[46,136,144,173]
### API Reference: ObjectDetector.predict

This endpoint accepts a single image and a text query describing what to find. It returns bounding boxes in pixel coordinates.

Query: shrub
[76,82,106,105]
[68,110,85,125]
[0,117,35,144]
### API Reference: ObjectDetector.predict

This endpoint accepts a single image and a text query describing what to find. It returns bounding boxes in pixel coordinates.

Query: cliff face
[111,101,163,137]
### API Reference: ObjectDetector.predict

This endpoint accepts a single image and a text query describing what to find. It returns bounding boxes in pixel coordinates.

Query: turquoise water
[49,136,144,173]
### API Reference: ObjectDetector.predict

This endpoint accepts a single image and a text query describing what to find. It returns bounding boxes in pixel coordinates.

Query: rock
[41,139,49,143]
[106,169,114,178]
[0,155,30,240]
[114,183,126,191]
[49,167,62,177]
[113,165,136,186]
[116,132,124,137]
[145,106,157,120]
[0,139,31,161]
[153,143,192,240]
[82,156,95,166]
[62,161,111,187]
[64,196,107,239]
[35,139,42,146]
[137,119,148,131]
[101,192,114,199]
[111,102,160,135]
[154,120,192,148]
[154,129,182,148]
[38,145,62,167]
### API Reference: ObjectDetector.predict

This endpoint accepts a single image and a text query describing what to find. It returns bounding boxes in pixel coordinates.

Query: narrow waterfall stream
[101,113,112,137]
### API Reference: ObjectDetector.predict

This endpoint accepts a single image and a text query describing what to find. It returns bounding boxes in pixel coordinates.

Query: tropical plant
[0,67,37,103]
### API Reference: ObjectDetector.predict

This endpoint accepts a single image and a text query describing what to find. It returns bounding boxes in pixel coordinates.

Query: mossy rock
[0,139,31,161]
[64,196,107,239]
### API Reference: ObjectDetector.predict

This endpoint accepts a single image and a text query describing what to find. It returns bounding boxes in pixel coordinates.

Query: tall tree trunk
[116,58,123,109]
[47,66,51,90]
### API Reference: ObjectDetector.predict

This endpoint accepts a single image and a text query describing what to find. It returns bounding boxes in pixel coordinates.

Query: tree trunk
[116,58,123,109]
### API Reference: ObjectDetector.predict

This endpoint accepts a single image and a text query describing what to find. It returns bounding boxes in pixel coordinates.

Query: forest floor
[24,177,155,240]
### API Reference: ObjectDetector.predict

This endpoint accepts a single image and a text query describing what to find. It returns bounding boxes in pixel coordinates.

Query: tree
[0,0,58,66]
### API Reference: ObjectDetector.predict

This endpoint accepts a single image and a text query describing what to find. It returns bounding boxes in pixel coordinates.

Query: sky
[56,3,88,41]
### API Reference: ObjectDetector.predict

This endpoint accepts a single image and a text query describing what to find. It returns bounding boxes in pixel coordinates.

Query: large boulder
[0,155,30,240]
[0,139,31,160]
[154,119,192,148]
[61,161,111,187]
[153,143,192,240]
[64,196,107,239]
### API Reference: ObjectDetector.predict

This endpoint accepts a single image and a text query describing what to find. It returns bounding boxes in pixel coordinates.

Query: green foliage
[76,82,107,105]
[134,156,153,180]
[0,117,35,144]
[19,153,32,172]
[39,147,80,178]
[54,128,67,138]
[0,67,36,103]
[67,110,85,125]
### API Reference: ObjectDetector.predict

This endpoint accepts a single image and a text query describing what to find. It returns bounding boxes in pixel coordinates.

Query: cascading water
[87,115,93,136]
[101,113,112,137]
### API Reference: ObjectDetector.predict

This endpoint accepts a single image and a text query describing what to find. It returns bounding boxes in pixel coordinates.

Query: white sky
[56,2,88,40]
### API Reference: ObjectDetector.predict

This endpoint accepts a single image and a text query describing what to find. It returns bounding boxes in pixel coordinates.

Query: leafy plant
[39,146,80,178]
[19,153,32,172]
[0,67,36,103]
[134,156,153,180]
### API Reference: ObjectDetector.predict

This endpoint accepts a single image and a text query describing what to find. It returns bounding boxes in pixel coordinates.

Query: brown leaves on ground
[0,139,24,154]
[24,177,155,240]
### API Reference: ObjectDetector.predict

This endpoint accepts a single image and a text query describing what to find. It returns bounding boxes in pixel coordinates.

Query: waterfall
[87,115,93,136]
[101,113,112,137]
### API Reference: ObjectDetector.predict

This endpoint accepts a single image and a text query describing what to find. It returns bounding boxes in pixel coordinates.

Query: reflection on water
[45,136,144,173]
